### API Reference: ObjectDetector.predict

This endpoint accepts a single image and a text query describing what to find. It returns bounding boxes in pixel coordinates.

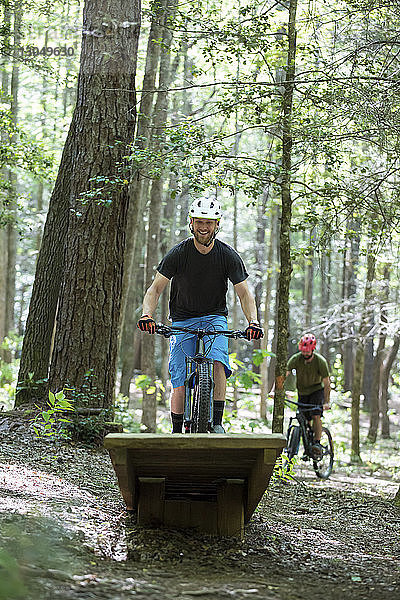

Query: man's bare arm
[233,280,258,323]
[142,272,170,317]
[322,376,331,409]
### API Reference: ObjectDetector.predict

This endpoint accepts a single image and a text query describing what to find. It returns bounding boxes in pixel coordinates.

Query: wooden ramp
[104,433,286,538]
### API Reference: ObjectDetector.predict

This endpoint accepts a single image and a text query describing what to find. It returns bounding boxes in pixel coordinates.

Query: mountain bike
[283,398,334,479]
[155,323,247,433]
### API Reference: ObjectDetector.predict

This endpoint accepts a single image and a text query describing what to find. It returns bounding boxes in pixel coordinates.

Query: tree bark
[119,0,167,329]
[272,0,297,434]
[141,0,176,431]
[350,248,375,462]
[379,334,399,438]
[367,263,390,443]
[260,202,276,419]
[47,0,141,409]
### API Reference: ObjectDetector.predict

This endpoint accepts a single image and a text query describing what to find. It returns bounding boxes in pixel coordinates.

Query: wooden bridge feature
[105,433,286,538]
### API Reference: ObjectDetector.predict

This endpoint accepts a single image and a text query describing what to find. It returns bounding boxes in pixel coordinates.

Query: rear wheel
[191,362,212,433]
[313,427,334,479]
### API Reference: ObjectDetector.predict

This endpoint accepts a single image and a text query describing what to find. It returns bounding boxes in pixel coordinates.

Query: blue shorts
[169,315,232,388]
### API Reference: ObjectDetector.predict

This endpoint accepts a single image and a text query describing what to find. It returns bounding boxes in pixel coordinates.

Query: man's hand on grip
[137,314,156,334]
[245,321,264,341]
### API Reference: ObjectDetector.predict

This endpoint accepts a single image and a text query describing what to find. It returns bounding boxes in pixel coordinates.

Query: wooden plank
[245,447,281,523]
[164,500,218,533]
[217,479,245,537]
[105,433,286,451]
[137,477,165,527]
[109,448,135,511]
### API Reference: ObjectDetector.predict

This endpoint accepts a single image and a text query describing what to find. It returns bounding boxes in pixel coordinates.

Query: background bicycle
[156,323,248,433]
[283,398,334,479]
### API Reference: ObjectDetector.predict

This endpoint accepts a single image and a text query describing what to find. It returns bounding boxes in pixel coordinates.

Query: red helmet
[299,333,317,352]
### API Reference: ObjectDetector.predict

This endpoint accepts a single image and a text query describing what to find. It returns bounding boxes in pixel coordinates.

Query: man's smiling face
[191,217,218,246]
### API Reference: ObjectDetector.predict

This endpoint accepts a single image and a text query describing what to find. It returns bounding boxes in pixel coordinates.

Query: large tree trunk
[47,0,141,408]
[272,0,297,433]
[16,121,76,406]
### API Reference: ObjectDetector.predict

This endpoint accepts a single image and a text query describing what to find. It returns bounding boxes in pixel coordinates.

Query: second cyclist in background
[286,334,331,454]
[137,194,263,433]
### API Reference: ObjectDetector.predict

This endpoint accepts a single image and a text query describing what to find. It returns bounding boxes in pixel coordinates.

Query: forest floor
[0,397,399,600]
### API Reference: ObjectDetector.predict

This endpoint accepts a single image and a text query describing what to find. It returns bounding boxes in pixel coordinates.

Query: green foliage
[270,453,297,484]
[31,390,74,439]
[63,412,113,446]
[0,550,26,600]
[16,371,48,396]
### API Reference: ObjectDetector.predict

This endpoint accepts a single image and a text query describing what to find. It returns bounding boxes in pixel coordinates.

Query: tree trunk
[368,264,390,443]
[260,202,276,420]
[350,249,375,462]
[118,217,145,398]
[119,0,167,330]
[304,231,314,330]
[48,0,141,409]
[362,327,374,410]
[272,0,297,434]
[141,0,176,431]
[380,335,399,438]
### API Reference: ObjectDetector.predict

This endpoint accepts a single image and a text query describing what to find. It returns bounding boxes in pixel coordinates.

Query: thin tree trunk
[351,248,375,462]
[119,0,167,330]
[272,0,297,434]
[260,202,276,419]
[368,264,390,442]
[141,0,176,431]
[304,230,314,330]
[380,334,399,438]
[119,216,146,398]
[48,0,141,409]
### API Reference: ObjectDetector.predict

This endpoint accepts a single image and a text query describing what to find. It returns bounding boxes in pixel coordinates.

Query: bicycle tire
[313,426,334,479]
[281,425,300,474]
[191,362,212,433]
[287,425,301,459]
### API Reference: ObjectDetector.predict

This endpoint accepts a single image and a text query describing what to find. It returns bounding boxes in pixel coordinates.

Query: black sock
[213,401,225,426]
[171,412,184,433]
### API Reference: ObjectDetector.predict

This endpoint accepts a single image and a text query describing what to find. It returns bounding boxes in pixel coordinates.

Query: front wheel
[313,427,334,479]
[281,425,300,475]
[191,362,212,433]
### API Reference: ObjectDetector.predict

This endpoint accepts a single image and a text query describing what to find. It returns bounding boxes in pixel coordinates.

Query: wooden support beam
[217,479,245,537]
[138,477,165,526]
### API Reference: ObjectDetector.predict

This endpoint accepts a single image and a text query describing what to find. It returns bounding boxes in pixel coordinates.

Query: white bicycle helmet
[188,197,222,220]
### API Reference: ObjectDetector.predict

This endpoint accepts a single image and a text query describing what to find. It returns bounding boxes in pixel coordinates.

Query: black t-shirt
[157,238,248,320]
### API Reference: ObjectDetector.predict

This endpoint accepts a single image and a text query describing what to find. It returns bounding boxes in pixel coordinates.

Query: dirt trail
[0,419,399,600]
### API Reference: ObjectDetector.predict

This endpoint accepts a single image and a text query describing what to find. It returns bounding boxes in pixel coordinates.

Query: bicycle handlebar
[284,397,326,411]
[155,323,248,339]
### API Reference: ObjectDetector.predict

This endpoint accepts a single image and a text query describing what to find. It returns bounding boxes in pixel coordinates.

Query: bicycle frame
[155,323,246,433]
[284,397,334,479]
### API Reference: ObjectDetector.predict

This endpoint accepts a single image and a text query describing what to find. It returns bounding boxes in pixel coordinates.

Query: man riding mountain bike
[286,334,331,454]
[137,194,263,433]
